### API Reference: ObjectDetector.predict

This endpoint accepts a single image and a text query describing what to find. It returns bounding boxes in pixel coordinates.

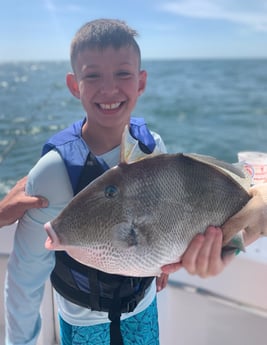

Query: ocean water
[0,59,267,198]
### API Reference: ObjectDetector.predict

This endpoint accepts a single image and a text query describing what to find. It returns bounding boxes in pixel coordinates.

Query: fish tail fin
[221,231,245,257]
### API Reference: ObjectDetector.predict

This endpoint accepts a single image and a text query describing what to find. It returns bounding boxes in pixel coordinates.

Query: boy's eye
[86,73,100,79]
[117,71,131,78]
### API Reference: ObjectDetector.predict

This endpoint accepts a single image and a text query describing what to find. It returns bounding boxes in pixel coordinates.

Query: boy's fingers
[198,227,223,276]
[161,261,183,274]
[181,233,205,275]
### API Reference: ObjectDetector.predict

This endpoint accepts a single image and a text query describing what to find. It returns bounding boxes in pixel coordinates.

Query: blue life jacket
[42,117,156,194]
[42,117,156,345]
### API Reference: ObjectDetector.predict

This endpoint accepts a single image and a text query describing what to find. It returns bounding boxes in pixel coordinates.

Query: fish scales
[45,153,251,277]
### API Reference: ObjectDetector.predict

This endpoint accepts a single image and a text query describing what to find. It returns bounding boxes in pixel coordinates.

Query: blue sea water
[0,59,267,198]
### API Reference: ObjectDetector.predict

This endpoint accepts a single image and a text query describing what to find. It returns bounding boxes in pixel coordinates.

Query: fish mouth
[44,222,60,250]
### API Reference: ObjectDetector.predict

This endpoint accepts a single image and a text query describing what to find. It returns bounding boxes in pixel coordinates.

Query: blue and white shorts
[59,297,159,345]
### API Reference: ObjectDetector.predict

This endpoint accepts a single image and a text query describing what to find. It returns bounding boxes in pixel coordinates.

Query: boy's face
[67,45,147,131]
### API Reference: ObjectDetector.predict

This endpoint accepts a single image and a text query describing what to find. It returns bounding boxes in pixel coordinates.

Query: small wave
[0,81,8,88]
[14,75,28,83]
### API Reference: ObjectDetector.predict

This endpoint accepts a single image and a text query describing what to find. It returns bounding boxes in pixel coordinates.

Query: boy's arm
[5,150,73,344]
[5,212,55,344]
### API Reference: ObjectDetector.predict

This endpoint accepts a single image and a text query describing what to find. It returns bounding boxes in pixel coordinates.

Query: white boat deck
[1,223,267,345]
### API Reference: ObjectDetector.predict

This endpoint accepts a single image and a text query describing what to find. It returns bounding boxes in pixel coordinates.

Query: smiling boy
[5,19,234,345]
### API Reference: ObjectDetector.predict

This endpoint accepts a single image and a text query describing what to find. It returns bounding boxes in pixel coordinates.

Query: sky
[1,0,267,62]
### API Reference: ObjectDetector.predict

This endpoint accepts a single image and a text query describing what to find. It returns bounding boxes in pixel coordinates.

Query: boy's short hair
[70,19,141,71]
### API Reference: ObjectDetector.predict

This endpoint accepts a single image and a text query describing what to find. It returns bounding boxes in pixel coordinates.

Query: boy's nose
[100,77,118,94]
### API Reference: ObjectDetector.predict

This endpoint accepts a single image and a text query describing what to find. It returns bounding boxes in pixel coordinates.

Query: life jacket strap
[109,284,123,345]
[87,267,100,311]
[75,151,109,194]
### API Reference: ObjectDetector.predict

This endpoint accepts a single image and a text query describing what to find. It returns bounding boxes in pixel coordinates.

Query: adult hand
[0,176,48,228]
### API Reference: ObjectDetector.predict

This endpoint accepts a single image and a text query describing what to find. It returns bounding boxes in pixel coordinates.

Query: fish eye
[105,185,118,198]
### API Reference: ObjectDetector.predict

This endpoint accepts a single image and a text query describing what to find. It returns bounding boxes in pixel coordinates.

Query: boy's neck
[82,121,125,156]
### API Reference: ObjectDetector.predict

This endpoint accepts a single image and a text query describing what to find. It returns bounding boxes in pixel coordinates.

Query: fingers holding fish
[198,226,225,277]
[161,226,234,277]
[179,233,205,275]
[161,261,183,275]
[161,230,209,277]
[156,272,169,292]
[180,226,225,278]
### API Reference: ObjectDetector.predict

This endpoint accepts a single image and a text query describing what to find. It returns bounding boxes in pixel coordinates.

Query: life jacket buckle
[126,299,138,313]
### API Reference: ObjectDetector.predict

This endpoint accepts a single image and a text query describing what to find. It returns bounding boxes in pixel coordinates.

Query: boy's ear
[66,73,80,99]
[138,70,147,96]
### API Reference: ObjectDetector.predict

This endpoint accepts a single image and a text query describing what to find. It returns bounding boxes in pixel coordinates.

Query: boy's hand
[156,272,169,292]
[161,226,234,277]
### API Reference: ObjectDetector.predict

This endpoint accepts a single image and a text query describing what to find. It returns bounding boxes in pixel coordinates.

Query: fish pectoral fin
[112,222,150,249]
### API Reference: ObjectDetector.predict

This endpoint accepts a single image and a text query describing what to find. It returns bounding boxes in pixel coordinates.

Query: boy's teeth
[99,102,121,110]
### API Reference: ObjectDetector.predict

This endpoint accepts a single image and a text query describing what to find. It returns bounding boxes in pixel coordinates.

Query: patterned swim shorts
[59,297,159,345]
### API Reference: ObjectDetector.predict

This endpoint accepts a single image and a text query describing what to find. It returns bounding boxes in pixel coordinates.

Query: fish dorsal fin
[183,153,252,190]
[120,125,161,164]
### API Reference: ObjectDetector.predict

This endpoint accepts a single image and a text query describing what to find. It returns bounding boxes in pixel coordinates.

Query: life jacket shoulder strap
[41,118,84,155]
